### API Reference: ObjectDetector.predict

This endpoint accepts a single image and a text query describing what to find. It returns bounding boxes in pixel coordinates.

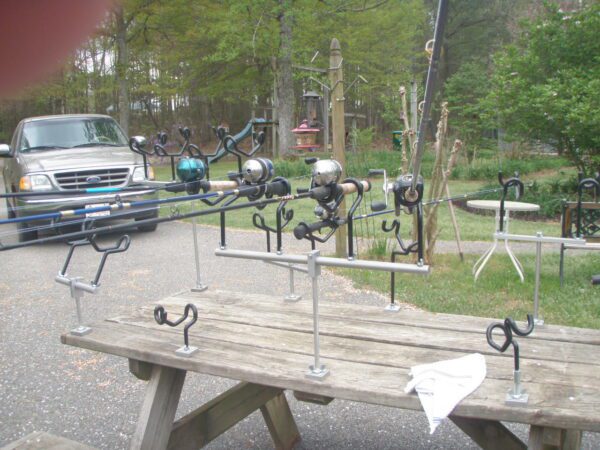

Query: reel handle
[293,220,330,240]
[371,201,387,212]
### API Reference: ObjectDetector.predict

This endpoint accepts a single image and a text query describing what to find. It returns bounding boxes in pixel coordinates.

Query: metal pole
[306,250,328,379]
[410,80,418,133]
[285,265,302,302]
[533,232,544,325]
[190,200,208,292]
[214,248,431,274]
[323,86,330,152]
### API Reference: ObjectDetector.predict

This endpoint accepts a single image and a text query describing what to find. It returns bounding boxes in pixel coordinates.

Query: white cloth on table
[404,353,487,434]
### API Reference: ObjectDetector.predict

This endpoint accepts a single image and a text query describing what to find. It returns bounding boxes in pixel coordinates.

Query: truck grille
[54,168,130,190]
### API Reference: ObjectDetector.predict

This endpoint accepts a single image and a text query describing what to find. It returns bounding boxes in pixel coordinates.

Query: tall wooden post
[329,38,347,257]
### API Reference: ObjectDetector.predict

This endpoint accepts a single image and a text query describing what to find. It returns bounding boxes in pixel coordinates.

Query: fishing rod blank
[410,0,449,193]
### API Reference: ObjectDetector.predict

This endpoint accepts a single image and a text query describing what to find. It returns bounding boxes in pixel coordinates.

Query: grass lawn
[339,252,600,329]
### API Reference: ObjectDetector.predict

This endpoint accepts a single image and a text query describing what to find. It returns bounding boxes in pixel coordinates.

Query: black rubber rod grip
[293,221,329,240]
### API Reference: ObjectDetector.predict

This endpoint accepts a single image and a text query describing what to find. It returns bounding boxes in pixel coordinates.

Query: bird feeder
[292,119,320,150]
[303,90,322,127]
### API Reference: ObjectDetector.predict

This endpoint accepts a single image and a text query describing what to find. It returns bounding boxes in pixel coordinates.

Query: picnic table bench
[61,289,600,450]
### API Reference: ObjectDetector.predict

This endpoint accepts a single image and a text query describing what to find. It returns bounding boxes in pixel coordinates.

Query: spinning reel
[293,158,370,258]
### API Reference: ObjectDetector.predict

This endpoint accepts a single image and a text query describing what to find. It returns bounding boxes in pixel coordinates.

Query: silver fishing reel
[241,158,275,184]
[311,159,342,186]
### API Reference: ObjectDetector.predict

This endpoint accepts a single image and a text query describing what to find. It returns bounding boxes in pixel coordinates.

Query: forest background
[0,0,597,173]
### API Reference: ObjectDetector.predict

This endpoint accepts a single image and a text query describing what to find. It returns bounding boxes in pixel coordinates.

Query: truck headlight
[19,174,53,191]
[132,165,155,182]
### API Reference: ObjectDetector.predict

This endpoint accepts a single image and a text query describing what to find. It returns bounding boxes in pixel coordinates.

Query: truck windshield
[19,117,128,152]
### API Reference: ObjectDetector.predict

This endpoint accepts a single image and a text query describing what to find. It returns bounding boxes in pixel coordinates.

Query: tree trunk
[275,0,295,157]
[114,5,130,136]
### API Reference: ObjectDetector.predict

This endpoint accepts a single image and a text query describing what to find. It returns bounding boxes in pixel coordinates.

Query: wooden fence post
[329,38,347,257]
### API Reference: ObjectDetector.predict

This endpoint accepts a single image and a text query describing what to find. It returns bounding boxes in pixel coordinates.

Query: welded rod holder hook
[498,171,525,232]
[486,314,534,404]
[154,303,199,356]
[60,234,131,287]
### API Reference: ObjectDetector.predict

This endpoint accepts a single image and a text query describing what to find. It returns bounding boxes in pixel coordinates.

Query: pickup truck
[0,114,158,241]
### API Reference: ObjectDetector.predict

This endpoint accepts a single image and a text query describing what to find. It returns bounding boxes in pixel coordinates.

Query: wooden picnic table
[61,289,600,450]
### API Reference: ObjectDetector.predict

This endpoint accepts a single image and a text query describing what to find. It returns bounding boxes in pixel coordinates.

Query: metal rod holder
[306,250,329,379]
[190,200,208,292]
[154,303,199,357]
[486,315,534,406]
[493,231,584,325]
[285,264,302,302]
[56,233,130,336]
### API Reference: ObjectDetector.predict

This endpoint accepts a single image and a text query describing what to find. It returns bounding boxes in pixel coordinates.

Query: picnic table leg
[166,382,300,450]
[260,391,301,450]
[450,416,526,450]
[527,426,582,450]
[130,364,186,450]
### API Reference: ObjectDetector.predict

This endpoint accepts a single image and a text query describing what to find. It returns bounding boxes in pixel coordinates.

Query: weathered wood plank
[260,392,301,450]
[167,382,283,449]
[111,310,599,391]
[129,359,153,381]
[450,416,526,450]
[165,289,600,345]
[0,431,95,450]
[130,365,186,450]
[61,322,600,432]
[139,298,600,367]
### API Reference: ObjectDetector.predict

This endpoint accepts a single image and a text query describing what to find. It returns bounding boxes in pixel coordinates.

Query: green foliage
[445,61,492,160]
[349,126,375,152]
[490,2,600,173]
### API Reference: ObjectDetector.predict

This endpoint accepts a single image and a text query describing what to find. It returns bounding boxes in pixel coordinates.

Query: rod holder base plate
[176,346,198,357]
[306,365,329,380]
[284,294,302,302]
[71,326,92,336]
[191,284,208,293]
[505,390,528,405]
[534,317,545,326]
[385,303,401,312]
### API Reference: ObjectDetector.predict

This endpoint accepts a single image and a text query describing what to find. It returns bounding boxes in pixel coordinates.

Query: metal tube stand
[533,232,544,325]
[506,369,528,405]
[285,263,302,302]
[306,250,329,380]
[69,277,93,336]
[190,200,208,292]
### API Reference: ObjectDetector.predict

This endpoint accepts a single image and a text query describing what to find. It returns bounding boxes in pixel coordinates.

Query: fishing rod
[0,169,373,252]
[0,157,285,226]
[408,0,449,197]
[353,184,530,221]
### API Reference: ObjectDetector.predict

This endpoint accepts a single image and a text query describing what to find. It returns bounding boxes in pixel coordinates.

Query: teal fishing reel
[176,157,208,194]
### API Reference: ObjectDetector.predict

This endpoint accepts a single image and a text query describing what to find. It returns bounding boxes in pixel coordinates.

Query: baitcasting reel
[368,169,424,216]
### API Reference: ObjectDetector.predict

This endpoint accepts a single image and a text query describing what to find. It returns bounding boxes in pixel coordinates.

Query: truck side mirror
[0,144,12,157]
